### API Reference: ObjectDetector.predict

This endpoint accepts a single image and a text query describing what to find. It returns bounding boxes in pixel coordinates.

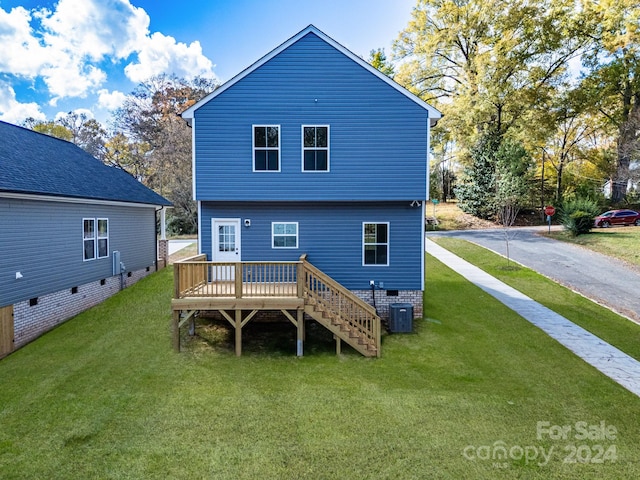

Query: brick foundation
[352,289,423,320]
[158,239,169,268]
[13,266,154,348]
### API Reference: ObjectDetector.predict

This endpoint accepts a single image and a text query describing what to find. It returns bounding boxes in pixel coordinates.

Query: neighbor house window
[253,125,280,171]
[302,125,329,171]
[363,223,389,266]
[272,222,298,248]
[83,218,96,261]
[83,218,109,261]
[97,219,109,258]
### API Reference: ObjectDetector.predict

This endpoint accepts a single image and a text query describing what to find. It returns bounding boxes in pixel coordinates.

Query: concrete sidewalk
[428,226,640,323]
[426,238,640,398]
[168,239,196,256]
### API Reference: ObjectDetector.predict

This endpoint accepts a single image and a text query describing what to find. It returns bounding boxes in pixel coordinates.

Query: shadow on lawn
[182,316,348,357]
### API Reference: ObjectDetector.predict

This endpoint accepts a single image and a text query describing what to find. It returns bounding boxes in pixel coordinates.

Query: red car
[594,209,640,227]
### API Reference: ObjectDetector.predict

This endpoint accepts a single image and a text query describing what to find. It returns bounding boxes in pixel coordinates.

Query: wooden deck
[171,254,381,357]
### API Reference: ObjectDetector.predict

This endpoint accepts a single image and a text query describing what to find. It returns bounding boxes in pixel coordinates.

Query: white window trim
[83,218,96,262]
[252,124,281,172]
[301,125,330,172]
[83,217,109,262]
[272,222,299,249]
[97,218,109,259]
[362,222,389,267]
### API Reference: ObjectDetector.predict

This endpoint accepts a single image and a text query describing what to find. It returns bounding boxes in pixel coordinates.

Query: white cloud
[0,0,216,106]
[0,6,51,76]
[0,82,46,124]
[97,89,127,110]
[39,0,149,61]
[44,62,107,105]
[124,32,215,83]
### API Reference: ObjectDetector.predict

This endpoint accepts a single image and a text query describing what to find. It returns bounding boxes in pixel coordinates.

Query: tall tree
[454,132,501,219]
[579,0,640,203]
[103,133,151,182]
[541,102,602,203]
[368,48,395,77]
[393,0,587,155]
[112,74,217,234]
[24,112,107,160]
[56,112,107,160]
[25,120,73,142]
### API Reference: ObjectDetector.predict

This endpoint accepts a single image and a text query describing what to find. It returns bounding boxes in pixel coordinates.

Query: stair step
[302,276,380,357]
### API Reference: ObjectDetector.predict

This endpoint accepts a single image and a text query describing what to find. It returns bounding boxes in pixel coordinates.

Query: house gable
[182,25,441,124]
[185,27,440,202]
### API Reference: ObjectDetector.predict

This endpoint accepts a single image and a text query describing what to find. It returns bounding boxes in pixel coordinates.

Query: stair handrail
[299,255,380,356]
[298,255,377,315]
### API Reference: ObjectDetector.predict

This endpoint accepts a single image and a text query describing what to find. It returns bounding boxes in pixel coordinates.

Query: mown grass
[431,237,640,362]
[546,227,640,269]
[1,264,639,479]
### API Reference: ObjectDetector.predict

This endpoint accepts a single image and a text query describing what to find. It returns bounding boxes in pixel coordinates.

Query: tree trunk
[556,164,563,204]
[611,84,638,203]
[612,121,635,203]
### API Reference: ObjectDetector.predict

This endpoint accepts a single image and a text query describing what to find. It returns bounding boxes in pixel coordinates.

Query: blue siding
[0,198,157,306]
[201,201,423,290]
[193,32,429,201]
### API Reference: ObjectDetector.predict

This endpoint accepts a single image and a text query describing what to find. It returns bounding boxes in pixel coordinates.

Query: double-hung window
[253,125,280,171]
[363,222,388,266]
[302,125,329,171]
[83,218,108,261]
[272,222,298,249]
[97,219,109,258]
[83,219,96,261]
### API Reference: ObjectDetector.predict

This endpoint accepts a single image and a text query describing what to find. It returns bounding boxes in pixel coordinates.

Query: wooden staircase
[300,256,381,357]
[172,254,381,357]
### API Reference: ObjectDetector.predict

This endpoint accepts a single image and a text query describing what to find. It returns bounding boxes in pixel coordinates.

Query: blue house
[0,121,171,357]
[176,26,440,356]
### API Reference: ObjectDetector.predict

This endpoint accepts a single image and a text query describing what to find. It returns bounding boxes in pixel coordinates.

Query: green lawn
[546,226,640,269]
[1,264,639,479]
[431,237,640,362]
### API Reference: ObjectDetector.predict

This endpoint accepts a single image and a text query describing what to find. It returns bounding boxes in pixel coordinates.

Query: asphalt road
[427,226,640,324]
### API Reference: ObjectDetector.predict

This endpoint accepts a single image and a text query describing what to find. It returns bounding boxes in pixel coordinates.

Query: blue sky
[0,0,416,125]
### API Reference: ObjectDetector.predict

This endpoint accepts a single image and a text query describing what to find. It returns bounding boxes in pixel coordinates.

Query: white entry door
[212,219,241,282]
[212,218,241,262]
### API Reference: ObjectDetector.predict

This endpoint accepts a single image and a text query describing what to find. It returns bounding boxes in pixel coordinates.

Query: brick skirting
[352,289,423,320]
[13,266,154,348]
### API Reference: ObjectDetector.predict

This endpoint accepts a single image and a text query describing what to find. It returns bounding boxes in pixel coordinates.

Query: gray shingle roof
[0,120,171,206]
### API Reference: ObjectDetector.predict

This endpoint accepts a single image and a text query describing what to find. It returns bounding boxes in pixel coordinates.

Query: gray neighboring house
[0,120,171,357]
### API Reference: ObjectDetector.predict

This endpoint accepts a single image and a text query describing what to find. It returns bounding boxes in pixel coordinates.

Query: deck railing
[173,254,381,356]
[299,256,380,353]
[174,257,299,298]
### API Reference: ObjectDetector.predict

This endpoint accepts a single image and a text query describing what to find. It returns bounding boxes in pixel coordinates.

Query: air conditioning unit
[389,303,413,333]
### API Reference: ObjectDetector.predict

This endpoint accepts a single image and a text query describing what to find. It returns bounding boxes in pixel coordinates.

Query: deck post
[296,309,304,357]
[297,256,306,299]
[235,309,242,356]
[172,310,180,352]
[235,263,242,298]
[335,335,341,355]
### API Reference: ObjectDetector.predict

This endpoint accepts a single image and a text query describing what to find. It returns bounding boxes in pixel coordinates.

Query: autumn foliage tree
[112,74,217,234]
[579,0,640,203]
[392,0,607,213]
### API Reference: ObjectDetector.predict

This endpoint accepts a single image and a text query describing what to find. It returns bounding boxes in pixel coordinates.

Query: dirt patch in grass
[431,202,546,231]
[182,315,343,357]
